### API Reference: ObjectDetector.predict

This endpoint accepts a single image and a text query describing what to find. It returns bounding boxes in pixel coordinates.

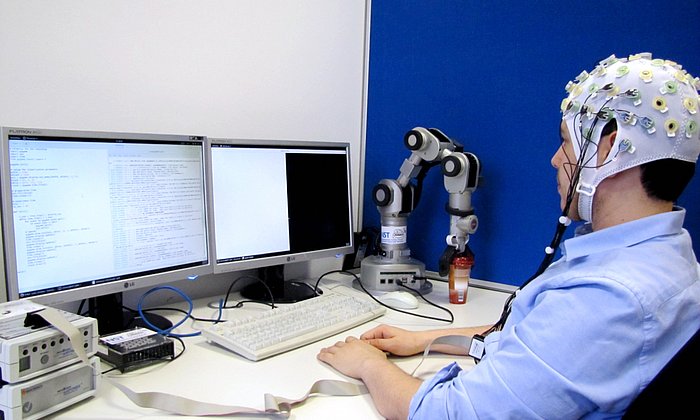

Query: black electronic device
[97,327,175,372]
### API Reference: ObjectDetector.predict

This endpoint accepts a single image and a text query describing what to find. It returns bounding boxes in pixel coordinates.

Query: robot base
[356,255,432,294]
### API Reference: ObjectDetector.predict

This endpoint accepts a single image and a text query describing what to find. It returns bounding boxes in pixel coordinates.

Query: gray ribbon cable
[410,334,472,376]
[36,308,471,417]
[105,335,472,416]
[36,306,369,417]
[36,306,91,365]
[109,379,368,417]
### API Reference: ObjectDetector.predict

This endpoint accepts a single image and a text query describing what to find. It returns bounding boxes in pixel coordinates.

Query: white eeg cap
[560,53,700,221]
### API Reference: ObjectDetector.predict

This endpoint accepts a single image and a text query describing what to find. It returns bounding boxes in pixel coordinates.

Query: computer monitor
[208,139,354,303]
[0,127,211,334]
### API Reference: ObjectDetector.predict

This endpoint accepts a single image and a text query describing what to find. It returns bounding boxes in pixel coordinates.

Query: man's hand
[317,336,390,379]
[360,324,430,356]
[317,334,422,420]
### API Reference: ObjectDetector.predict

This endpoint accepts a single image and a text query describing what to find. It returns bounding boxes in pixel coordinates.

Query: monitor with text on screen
[0,127,211,333]
[208,139,354,303]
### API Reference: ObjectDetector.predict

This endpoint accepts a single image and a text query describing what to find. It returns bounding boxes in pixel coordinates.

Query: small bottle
[449,246,474,304]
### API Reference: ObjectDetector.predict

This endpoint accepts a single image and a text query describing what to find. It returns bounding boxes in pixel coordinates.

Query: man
[317,53,700,419]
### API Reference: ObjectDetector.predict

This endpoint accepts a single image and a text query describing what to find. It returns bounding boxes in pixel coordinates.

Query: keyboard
[202,290,386,361]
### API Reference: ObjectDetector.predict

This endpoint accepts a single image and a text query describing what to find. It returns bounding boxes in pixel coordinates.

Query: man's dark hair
[602,119,696,202]
[640,159,695,202]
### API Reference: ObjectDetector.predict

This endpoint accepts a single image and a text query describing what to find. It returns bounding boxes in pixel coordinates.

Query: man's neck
[591,168,674,231]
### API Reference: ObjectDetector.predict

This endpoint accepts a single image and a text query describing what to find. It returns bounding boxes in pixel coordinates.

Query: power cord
[206,275,277,314]
[128,306,221,325]
[420,274,448,283]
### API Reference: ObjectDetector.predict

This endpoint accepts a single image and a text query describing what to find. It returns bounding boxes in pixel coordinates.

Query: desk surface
[56,277,510,419]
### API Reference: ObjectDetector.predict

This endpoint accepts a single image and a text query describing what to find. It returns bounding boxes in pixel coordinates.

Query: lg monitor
[0,127,211,333]
[208,139,354,303]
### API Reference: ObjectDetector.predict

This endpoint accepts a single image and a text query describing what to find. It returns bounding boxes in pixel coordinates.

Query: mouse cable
[315,269,454,323]
[398,282,455,323]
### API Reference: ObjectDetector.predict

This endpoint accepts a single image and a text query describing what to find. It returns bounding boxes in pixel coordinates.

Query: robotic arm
[359,127,480,293]
[439,149,480,276]
[371,127,456,262]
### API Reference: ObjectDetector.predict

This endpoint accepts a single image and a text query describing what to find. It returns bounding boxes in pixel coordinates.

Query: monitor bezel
[207,138,355,276]
[0,126,213,307]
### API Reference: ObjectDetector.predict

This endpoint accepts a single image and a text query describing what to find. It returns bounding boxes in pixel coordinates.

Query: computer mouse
[379,291,419,310]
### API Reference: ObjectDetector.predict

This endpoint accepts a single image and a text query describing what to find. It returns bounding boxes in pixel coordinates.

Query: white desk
[56,278,510,419]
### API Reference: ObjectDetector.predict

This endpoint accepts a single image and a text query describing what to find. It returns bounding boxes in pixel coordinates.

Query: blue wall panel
[364,1,700,286]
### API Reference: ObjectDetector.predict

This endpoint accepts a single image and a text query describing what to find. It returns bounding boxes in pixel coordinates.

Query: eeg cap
[561,53,700,221]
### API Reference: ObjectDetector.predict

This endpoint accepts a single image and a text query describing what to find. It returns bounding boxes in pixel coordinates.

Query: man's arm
[318,325,492,419]
[361,324,492,356]
[317,336,421,420]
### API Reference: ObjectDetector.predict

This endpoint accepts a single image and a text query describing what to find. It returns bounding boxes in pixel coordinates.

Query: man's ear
[597,131,617,166]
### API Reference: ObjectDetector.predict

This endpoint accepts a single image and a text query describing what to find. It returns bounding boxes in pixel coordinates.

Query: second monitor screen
[210,142,352,269]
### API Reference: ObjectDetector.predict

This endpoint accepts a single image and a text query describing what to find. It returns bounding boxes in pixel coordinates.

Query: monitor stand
[88,293,173,335]
[239,265,317,304]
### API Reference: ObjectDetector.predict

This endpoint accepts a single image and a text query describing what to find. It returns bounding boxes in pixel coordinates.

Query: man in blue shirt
[317,53,700,419]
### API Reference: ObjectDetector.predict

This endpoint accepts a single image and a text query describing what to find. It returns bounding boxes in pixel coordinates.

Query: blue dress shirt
[409,208,700,419]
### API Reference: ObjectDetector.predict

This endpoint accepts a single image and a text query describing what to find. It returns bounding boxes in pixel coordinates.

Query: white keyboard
[202,290,386,361]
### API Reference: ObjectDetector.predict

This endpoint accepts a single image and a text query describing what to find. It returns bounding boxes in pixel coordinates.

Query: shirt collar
[561,207,687,261]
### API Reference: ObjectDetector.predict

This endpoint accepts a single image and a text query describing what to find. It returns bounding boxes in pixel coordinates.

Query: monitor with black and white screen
[208,139,354,303]
[0,127,211,334]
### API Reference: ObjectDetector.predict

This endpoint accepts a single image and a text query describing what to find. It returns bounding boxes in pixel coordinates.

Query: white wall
[0,0,369,228]
[0,0,370,304]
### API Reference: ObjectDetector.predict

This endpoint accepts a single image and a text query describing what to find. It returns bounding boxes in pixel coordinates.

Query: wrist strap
[410,333,485,376]
[469,334,486,362]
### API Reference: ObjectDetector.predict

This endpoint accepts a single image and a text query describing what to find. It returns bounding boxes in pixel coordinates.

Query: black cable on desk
[216,275,277,312]
[320,270,454,323]
[126,306,220,324]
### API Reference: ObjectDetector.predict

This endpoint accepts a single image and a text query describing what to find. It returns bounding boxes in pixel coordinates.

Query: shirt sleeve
[408,362,479,419]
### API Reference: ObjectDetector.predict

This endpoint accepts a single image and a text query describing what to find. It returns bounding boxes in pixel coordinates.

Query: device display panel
[208,139,354,302]
[0,127,211,308]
